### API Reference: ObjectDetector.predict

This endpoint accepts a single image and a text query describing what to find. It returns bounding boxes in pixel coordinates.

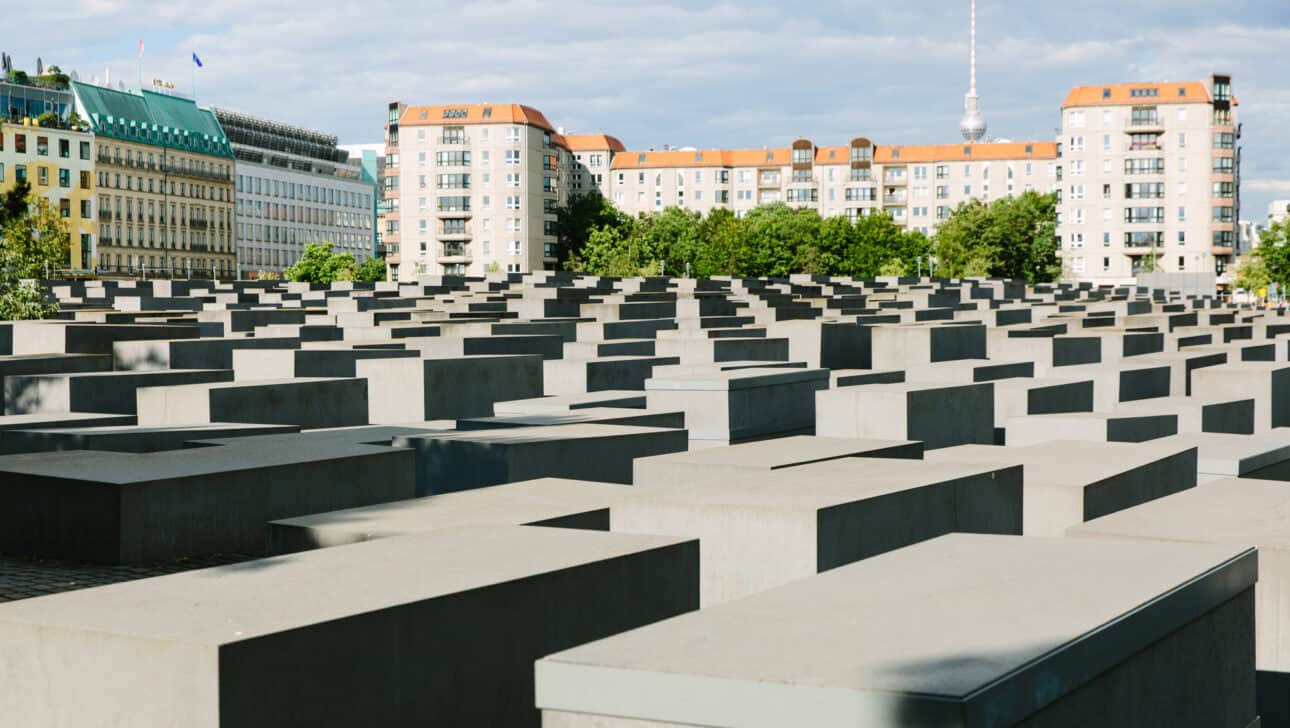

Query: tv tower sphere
[960,0,988,142]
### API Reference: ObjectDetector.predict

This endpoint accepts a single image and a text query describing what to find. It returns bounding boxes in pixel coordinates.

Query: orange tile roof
[564,134,627,153]
[399,104,556,132]
[1062,81,1211,108]
[610,141,1055,170]
[611,148,790,170]
[874,141,1058,163]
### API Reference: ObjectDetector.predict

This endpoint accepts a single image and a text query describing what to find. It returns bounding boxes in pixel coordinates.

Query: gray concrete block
[136,378,369,430]
[538,535,1256,728]
[6,368,234,415]
[395,423,689,495]
[929,440,1196,536]
[646,367,829,446]
[633,435,922,486]
[816,381,995,449]
[360,354,543,422]
[0,526,699,727]
[614,457,1021,605]
[266,477,629,553]
[456,407,685,431]
[0,440,414,562]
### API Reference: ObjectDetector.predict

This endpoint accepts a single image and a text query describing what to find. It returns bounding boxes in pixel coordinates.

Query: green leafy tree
[693,207,744,277]
[740,204,818,277]
[932,191,1058,282]
[1253,220,1290,289]
[554,191,630,268]
[353,256,387,283]
[0,187,67,319]
[1234,255,1271,293]
[283,242,358,284]
[879,258,909,277]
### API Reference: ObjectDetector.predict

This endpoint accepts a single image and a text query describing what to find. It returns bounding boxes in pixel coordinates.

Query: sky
[8,0,1290,222]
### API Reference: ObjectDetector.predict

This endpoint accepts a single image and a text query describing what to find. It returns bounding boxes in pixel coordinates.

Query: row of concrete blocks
[3,430,1284,726]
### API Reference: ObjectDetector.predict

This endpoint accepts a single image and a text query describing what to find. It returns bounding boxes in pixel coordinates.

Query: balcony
[1126,118,1164,132]
[437,208,472,218]
[883,194,907,206]
[439,136,470,145]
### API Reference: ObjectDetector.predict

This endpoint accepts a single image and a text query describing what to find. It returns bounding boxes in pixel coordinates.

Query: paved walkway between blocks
[0,552,258,602]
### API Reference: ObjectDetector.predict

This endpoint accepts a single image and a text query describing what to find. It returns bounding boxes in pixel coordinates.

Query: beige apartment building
[1055,74,1239,285]
[608,139,1058,234]
[74,83,236,278]
[387,103,574,279]
[566,134,624,198]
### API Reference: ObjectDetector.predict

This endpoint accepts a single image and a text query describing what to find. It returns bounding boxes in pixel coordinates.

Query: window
[1068,110,1086,128]
[58,139,69,158]
[935,165,948,179]
[37,166,48,185]
[58,168,69,187]
[1124,158,1165,175]
[15,134,26,154]
[508,240,521,256]
[36,136,48,156]
[1213,157,1235,174]
[1130,107,1159,126]
[1124,207,1165,223]
[1212,181,1235,198]
[1213,132,1236,150]
[506,127,521,144]
[505,195,520,210]
[1212,206,1234,223]
[1069,136,1084,152]
[1178,206,1186,222]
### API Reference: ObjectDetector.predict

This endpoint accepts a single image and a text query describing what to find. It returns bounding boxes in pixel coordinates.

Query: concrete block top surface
[270,478,629,540]
[645,367,828,391]
[0,525,692,645]
[1159,431,1290,475]
[0,412,137,431]
[494,391,647,413]
[636,436,918,470]
[0,439,402,482]
[1070,477,1290,547]
[537,533,1254,726]
[628,457,1015,510]
[928,440,1191,487]
[399,423,680,445]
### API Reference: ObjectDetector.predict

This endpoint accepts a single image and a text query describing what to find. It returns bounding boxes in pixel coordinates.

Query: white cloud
[4,1,1289,216]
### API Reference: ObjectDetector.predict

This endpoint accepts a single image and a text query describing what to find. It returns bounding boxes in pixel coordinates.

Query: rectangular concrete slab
[0,525,699,728]
[538,534,1255,728]
[928,440,1197,536]
[633,435,922,486]
[615,457,1021,605]
[266,477,631,553]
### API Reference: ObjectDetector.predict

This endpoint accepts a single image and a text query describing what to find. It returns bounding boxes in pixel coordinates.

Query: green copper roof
[72,81,233,159]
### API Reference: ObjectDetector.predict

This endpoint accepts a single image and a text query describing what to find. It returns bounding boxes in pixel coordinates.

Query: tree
[283,242,358,284]
[1234,255,1271,293]
[0,187,67,319]
[554,191,630,268]
[932,191,1058,282]
[693,208,743,277]
[1252,220,1290,289]
[353,256,387,283]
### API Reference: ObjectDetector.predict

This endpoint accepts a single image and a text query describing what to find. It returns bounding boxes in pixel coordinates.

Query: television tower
[959,0,988,142]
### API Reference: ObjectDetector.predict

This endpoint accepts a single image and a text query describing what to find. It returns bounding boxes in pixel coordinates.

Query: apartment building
[608,138,1057,233]
[217,109,375,279]
[0,120,97,271]
[73,82,236,278]
[1,76,96,271]
[390,103,568,279]
[1055,74,1240,284]
[379,102,405,278]
[566,133,625,198]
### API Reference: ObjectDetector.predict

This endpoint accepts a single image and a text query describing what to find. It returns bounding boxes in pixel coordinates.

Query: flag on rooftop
[138,39,144,58]
[192,52,203,68]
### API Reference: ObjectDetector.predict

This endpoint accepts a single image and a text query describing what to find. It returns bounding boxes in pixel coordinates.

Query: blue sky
[8,0,1290,222]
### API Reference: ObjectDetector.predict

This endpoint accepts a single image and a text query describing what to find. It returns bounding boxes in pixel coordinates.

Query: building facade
[379,102,406,279]
[73,83,236,278]
[1,75,97,272]
[217,109,374,279]
[1055,75,1240,284]
[566,133,625,198]
[0,120,97,272]
[339,142,385,259]
[390,103,569,279]
[1269,200,1290,227]
[607,139,1057,234]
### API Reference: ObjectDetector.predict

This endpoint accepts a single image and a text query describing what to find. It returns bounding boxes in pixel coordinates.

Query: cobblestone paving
[0,553,259,602]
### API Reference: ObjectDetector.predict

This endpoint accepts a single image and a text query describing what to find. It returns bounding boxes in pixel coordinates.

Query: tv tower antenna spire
[960,0,988,142]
